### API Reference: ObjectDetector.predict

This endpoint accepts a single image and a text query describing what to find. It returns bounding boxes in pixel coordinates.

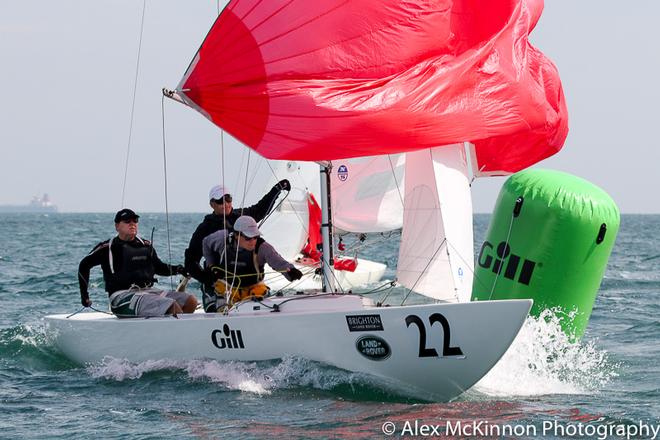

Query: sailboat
[45,0,568,401]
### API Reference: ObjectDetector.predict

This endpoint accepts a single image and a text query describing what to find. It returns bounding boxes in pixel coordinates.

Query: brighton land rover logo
[355,335,391,361]
[337,164,349,181]
[346,314,384,332]
[477,241,537,285]
[211,324,245,350]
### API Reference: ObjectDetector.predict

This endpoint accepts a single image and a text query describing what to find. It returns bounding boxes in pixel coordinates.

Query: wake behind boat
[45,294,531,402]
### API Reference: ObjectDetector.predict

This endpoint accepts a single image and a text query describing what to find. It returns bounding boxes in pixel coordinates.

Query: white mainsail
[396,144,474,303]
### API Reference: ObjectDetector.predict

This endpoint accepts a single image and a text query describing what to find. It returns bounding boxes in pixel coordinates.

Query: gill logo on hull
[211,324,245,349]
[477,241,537,285]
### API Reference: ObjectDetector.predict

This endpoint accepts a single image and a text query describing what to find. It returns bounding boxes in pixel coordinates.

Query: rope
[120,0,147,208]
[268,266,318,296]
[227,153,252,294]
[232,292,339,313]
[361,280,397,295]
[220,130,228,305]
[66,305,112,319]
[338,230,400,255]
[378,282,398,305]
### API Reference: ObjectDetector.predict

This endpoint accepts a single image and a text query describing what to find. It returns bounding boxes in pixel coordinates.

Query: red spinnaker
[178,0,568,174]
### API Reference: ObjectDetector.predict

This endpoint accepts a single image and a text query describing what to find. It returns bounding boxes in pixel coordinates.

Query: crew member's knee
[167,302,184,315]
[183,295,198,313]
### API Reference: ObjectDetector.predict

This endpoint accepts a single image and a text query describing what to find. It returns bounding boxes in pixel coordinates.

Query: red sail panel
[301,193,322,261]
[179,0,567,174]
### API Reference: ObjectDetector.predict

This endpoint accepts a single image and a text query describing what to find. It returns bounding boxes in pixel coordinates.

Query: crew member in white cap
[184,179,291,312]
[202,215,303,311]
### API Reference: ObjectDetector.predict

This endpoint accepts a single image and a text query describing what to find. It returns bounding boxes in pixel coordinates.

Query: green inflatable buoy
[471,169,619,338]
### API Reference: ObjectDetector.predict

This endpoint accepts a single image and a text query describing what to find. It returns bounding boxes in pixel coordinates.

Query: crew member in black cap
[78,209,198,317]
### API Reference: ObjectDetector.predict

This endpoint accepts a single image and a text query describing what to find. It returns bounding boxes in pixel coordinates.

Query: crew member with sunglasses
[77,208,197,317]
[184,180,291,312]
[202,215,303,310]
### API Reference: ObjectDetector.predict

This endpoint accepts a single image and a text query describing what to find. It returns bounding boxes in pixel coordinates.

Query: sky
[0,1,658,213]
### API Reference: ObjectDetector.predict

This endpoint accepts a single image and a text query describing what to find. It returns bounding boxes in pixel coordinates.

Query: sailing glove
[81,296,92,307]
[285,267,303,281]
[275,179,291,191]
[172,265,188,276]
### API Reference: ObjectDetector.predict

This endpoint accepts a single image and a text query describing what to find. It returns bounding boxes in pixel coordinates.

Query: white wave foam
[87,358,182,381]
[13,323,50,347]
[185,359,271,394]
[474,309,618,397]
[86,356,361,396]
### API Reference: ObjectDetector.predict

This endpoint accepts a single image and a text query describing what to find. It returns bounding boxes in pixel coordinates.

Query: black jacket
[184,186,282,283]
[78,236,177,304]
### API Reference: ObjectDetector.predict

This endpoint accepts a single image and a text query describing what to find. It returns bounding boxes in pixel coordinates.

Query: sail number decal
[405,314,464,358]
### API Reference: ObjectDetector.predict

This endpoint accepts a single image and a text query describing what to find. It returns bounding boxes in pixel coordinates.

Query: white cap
[233,216,261,238]
[209,184,230,201]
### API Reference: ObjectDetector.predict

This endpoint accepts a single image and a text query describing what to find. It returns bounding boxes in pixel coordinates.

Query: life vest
[105,237,156,293]
[217,234,265,289]
[213,280,269,306]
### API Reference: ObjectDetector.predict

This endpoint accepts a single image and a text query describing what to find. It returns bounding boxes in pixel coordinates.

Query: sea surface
[0,213,658,439]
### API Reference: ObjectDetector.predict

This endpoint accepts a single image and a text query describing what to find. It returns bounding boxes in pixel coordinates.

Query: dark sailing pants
[201,283,226,313]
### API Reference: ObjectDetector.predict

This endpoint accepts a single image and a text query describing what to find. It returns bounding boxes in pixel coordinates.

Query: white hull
[264,258,387,292]
[45,295,531,401]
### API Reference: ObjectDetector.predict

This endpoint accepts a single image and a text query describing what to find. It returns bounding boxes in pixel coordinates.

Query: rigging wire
[120,0,147,208]
[399,238,447,306]
[161,95,175,291]
[228,150,252,295]
[257,192,290,228]
[487,208,516,300]
[387,154,405,209]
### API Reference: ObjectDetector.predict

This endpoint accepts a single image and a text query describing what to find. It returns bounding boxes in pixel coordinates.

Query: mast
[319,165,336,292]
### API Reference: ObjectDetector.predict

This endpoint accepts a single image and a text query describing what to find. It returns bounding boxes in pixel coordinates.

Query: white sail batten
[330,155,405,233]
[397,144,474,302]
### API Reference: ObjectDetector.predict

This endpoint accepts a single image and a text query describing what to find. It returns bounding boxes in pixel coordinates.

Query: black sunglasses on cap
[211,194,232,204]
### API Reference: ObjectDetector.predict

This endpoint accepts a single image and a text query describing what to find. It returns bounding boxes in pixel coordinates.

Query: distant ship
[0,193,58,213]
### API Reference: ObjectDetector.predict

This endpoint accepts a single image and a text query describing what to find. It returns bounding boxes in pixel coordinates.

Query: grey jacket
[202,230,294,274]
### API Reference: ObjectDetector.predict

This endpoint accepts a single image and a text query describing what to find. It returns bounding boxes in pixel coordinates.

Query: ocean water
[0,213,658,439]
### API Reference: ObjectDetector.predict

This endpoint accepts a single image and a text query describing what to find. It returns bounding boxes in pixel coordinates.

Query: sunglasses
[121,219,139,224]
[239,234,257,241]
[211,194,232,204]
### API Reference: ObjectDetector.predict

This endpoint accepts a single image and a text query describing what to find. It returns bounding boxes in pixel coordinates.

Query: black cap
[114,208,140,223]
